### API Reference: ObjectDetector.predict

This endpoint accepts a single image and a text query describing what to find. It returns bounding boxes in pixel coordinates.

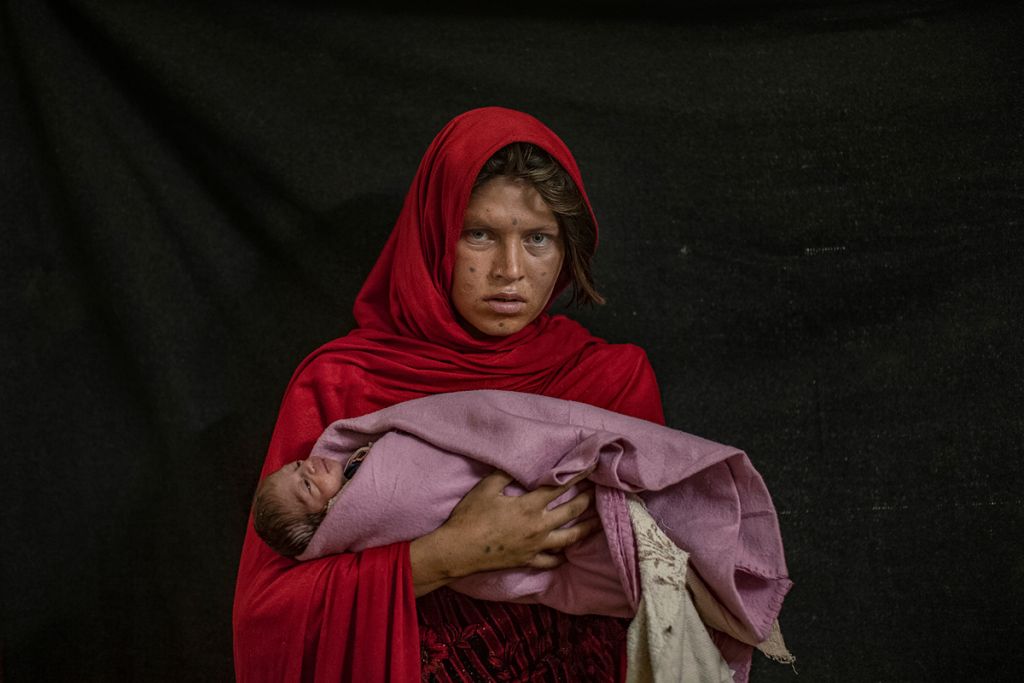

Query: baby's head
[252,455,346,557]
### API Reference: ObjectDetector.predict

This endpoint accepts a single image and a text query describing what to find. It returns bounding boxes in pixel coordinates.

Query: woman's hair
[252,481,327,558]
[473,142,605,306]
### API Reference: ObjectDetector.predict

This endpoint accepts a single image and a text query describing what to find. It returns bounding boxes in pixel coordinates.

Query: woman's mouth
[485,294,526,315]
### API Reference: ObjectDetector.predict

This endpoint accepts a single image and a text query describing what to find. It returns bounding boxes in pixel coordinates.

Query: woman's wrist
[409,527,467,597]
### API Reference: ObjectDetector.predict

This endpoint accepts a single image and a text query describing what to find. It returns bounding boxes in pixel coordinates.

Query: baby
[252,445,370,557]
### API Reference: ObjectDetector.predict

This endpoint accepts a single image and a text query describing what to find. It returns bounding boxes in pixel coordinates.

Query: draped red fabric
[232,106,666,682]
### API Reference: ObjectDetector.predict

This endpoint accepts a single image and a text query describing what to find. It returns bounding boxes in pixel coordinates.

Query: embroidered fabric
[417,588,628,682]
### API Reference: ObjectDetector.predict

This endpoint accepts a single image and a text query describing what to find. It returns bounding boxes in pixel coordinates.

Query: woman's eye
[466,229,488,241]
[528,233,551,246]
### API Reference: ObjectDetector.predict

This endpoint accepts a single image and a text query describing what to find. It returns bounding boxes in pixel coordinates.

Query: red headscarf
[233,106,665,682]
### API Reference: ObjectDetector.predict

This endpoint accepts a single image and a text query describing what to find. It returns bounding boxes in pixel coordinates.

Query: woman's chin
[470,318,528,338]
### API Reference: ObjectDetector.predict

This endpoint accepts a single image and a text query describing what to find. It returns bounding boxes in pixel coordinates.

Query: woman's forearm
[408,528,461,597]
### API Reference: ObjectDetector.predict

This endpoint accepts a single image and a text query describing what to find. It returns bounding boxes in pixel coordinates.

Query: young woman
[233,106,666,681]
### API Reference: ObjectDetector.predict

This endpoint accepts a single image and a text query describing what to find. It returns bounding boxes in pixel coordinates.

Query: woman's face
[452,176,565,337]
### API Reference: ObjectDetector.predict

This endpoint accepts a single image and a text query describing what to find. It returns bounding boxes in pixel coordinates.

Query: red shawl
[232,106,665,682]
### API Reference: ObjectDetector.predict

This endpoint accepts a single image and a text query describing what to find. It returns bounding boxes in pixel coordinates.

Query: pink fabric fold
[298,389,791,648]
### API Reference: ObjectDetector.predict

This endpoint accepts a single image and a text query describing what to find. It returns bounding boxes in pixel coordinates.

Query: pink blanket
[299,389,791,661]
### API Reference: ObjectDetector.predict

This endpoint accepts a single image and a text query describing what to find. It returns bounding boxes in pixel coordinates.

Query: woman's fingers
[526,552,566,570]
[528,466,596,506]
[447,469,515,528]
[544,487,595,528]
[474,469,515,494]
[542,515,602,551]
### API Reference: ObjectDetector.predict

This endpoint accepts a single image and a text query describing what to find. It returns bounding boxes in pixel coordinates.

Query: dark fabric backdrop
[2,0,1021,680]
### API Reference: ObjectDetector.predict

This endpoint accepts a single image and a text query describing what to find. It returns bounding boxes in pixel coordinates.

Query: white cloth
[626,495,735,682]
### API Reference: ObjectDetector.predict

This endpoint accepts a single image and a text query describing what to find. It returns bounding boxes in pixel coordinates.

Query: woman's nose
[491,243,524,281]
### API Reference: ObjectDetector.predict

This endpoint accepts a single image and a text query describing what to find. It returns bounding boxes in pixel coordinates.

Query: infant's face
[266,456,345,515]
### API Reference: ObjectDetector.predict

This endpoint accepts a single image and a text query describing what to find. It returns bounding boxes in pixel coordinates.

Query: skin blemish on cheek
[498,322,505,328]
[469,267,476,273]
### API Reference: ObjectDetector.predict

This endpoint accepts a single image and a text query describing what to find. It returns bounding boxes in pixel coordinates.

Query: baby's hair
[252,477,327,558]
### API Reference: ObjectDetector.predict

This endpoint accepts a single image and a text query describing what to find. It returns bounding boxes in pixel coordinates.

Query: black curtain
[2,1,1021,680]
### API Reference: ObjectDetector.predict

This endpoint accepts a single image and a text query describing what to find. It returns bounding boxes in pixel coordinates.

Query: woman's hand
[409,469,599,596]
